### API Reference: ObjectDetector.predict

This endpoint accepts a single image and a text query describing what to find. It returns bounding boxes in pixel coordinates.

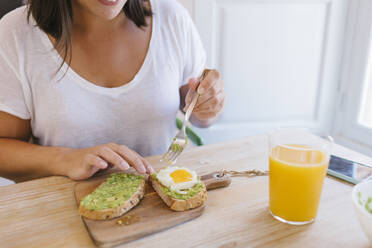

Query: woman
[0,0,224,182]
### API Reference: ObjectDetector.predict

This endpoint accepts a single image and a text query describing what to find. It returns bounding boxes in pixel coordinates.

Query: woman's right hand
[56,143,154,180]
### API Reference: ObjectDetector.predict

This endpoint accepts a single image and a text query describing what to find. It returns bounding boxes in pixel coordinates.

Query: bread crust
[150,177,207,211]
[79,179,145,220]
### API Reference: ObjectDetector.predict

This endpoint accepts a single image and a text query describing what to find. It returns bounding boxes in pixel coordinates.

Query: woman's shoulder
[0,6,34,48]
[154,0,191,23]
[155,0,187,13]
[0,6,42,73]
[0,6,30,34]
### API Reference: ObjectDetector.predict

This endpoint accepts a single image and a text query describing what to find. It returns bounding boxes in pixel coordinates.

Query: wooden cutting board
[74,171,231,248]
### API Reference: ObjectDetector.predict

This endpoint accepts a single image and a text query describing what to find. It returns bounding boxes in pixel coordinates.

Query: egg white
[156,166,199,194]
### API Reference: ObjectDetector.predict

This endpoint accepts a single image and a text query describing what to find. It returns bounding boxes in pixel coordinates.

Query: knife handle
[201,172,232,191]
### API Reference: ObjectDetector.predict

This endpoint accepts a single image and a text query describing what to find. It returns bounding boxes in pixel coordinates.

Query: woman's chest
[29,59,181,137]
[69,25,152,88]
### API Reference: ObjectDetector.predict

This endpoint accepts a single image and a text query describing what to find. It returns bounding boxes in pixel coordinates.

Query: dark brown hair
[27,0,152,70]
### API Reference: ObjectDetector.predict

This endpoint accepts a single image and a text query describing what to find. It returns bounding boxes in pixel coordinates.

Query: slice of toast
[150,176,207,211]
[79,173,145,220]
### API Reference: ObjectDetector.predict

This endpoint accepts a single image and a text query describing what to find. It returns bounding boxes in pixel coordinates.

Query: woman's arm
[0,112,153,182]
[0,138,66,182]
[179,69,225,128]
[0,111,62,182]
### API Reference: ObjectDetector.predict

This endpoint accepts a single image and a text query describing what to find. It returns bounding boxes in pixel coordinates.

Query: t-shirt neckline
[38,0,156,95]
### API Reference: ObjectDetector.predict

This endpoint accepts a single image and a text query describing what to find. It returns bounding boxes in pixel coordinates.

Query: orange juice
[269,145,329,222]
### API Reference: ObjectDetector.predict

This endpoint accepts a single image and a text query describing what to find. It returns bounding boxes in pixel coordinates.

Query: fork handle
[184,93,199,126]
[183,70,209,130]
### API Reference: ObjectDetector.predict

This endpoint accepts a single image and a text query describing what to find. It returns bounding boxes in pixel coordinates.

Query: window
[333,0,372,156]
[359,52,372,129]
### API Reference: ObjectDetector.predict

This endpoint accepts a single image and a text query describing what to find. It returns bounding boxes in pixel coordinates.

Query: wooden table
[0,135,370,247]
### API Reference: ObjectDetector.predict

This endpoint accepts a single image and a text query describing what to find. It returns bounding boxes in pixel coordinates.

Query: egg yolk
[170,169,192,183]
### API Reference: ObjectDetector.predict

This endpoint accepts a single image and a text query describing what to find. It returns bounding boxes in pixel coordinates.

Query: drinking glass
[269,128,333,225]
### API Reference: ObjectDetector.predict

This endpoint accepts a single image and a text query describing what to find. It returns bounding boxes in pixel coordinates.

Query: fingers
[82,154,108,179]
[188,78,199,92]
[87,143,154,175]
[197,69,220,94]
[192,109,220,120]
[139,155,155,174]
[72,144,154,181]
[129,149,154,174]
[188,69,225,122]
[183,78,199,111]
[116,145,147,174]
[195,82,223,109]
[194,91,225,112]
[96,145,130,170]
[193,92,225,121]
[85,154,108,170]
[121,147,155,175]
[92,143,154,174]
[184,69,223,112]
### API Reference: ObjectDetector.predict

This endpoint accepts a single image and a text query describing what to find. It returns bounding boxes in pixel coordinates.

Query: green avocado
[366,197,372,214]
[171,143,183,153]
[152,173,204,200]
[80,173,143,211]
[357,191,372,214]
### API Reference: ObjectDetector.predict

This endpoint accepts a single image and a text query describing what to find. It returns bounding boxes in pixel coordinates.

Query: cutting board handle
[201,172,232,191]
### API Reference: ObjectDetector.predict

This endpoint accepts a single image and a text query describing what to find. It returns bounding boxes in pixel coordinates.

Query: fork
[161,70,209,164]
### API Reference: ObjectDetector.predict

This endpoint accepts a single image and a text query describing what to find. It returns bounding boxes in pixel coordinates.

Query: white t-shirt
[0,0,206,157]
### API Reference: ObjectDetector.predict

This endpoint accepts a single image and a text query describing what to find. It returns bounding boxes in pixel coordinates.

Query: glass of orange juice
[269,129,333,225]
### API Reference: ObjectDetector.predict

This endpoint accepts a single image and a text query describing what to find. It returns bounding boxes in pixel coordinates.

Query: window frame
[333,0,372,156]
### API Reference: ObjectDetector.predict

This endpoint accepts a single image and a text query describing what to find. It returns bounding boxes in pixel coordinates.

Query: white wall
[178,0,349,145]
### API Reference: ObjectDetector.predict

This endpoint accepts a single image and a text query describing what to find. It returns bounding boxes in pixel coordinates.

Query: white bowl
[352,179,372,244]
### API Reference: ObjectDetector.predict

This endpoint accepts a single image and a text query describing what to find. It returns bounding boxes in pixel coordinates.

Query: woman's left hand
[184,69,225,127]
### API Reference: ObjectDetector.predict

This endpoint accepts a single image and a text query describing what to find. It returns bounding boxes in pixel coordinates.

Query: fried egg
[156,167,199,194]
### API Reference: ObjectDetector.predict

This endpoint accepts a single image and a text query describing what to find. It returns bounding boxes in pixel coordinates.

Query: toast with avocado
[150,173,207,211]
[79,173,145,220]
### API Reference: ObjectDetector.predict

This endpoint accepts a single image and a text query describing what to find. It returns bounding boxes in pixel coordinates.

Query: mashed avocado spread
[152,174,203,200]
[81,173,143,211]
[358,191,372,214]
[365,197,372,214]
[171,143,183,153]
